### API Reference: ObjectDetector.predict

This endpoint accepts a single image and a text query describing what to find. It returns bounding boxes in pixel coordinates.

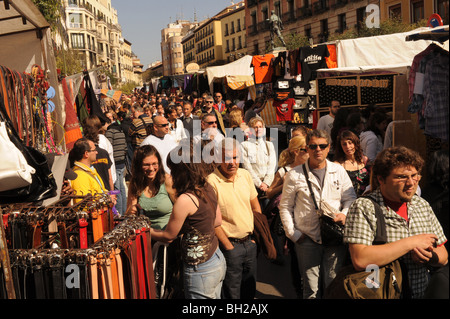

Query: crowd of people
[66,88,448,300]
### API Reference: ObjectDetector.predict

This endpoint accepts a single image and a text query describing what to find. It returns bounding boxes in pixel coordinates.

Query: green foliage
[32,0,60,29]
[266,32,310,53]
[117,81,139,95]
[55,48,84,77]
[329,18,428,41]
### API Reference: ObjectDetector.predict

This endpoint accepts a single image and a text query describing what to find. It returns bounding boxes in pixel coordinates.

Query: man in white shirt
[279,129,356,299]
[317,100,340,136]
[140,115,177,174]
[317,100,340,160]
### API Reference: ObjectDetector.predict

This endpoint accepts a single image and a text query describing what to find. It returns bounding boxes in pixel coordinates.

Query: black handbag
[303,164,344,246]
[0,98,57,204]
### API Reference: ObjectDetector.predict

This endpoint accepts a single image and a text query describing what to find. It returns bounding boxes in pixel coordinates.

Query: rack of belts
[0,194,156,299]
[0,64,60,154]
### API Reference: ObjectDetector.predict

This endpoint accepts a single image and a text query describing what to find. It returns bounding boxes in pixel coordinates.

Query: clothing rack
[0,195,156,299]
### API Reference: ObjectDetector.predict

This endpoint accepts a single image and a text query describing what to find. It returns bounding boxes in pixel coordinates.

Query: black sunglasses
[308,144,329,150]
[205,121,217,125]
[206,101,214,104]
[156,123,169,127]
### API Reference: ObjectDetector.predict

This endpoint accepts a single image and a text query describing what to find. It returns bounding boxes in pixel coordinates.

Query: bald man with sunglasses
[141,115,177,174]
[279,129,356,299]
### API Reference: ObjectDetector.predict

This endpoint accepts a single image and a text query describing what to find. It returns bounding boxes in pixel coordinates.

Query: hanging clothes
[408,45,449,142]
[251,54,275,84]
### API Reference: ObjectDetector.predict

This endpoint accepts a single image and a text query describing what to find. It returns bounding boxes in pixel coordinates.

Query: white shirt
[241,137,277,188]
[140,134,177,174]
[169,119,187,144]
[317,114,334,136]
[278,160,356,243]
[360,130,383,164]
[98,134,116,183]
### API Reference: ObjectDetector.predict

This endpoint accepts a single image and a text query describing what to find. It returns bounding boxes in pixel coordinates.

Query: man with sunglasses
[141,115,177,174]
[344,146,448,299]
[279,129,356,298]
[197,95,227,137]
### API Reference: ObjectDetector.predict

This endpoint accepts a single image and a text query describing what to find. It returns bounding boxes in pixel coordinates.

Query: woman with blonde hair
[266,135,309,200]
[227,108,249,142]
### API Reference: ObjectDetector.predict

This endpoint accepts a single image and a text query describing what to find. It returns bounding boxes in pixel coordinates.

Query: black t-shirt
[299,45,330,84]
[92,146,112,191]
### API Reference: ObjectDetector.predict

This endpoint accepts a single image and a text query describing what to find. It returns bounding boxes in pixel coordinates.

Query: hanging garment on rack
[408,46,449,142]
[251,54,275,84]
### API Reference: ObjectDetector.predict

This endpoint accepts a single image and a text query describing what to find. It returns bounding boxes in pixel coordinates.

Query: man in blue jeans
[207,138,262,299]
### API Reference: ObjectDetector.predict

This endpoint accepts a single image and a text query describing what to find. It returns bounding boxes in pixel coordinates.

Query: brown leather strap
[32,221,43,249]
[57,222,69,249]
[91,209,103,242]
[114,248,125,299]
[109,249,120,299]
[88,255,99,299]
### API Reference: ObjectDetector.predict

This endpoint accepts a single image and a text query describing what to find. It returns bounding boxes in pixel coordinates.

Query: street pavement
[255,251,298,299]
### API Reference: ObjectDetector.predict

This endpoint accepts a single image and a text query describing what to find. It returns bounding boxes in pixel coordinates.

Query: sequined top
[180,183,219,266]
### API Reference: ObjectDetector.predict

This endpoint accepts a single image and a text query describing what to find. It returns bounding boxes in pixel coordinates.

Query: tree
[329,17,428,41]
[266,32,310,53]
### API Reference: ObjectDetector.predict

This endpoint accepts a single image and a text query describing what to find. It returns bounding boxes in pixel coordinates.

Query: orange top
[251,54,274,84]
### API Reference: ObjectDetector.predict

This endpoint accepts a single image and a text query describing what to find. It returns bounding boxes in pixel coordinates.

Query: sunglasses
[308,144,329,150]
[155,123,169,127]
[206,101,214,104]
[205,121,217,125]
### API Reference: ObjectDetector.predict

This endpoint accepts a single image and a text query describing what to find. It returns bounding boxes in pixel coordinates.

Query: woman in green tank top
[126,145,176,230]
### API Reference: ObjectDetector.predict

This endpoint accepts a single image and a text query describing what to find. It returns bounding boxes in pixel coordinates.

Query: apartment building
[161,20,195,76]
[381,0,448,24]
[61,0,142,84]
[222,1,247,63]
[181,1,247,72]
[246,0,401,55]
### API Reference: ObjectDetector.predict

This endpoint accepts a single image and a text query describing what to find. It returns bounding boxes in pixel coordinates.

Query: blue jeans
[295,236,347,299]
[183,248,226,299]
[114,166,127,215]
[220,239,258,299]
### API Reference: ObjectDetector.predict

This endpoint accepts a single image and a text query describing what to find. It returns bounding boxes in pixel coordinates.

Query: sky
[111,0,233,69]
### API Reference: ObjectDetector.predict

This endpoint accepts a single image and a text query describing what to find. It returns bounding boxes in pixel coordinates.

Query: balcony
[313,0,329,15]
[298,6,312,18]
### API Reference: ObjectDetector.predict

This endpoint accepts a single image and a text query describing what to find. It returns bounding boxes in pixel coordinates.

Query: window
[338,13,346,33]
[231,21,235,34]
[320,19,328,42]
[237,19,241,31]
[356,7,366,30]
[71,33,85,49]
[389,4,402,20]
[305,24,311,39]
[68,13,83,28]
[225,24,229,36]
[436,0,449,24]
[411,0,424,23]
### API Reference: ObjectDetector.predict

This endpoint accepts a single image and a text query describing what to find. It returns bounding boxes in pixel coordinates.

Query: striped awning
[226,75,255,90]
[259,99,278,126]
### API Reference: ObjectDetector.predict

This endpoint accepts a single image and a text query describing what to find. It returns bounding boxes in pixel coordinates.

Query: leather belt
[228,235,251,244]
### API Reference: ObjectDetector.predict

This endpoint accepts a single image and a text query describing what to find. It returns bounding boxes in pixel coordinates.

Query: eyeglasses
[206,101,214,104]
[86,149,97,153]
[298,148,307,152]
[155,123,169,127]
[308,144,329,150]
[393,173,422,183]
[205,121,217,125]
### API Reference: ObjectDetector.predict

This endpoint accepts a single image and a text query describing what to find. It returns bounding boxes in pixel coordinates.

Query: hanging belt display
[0,194,156,299]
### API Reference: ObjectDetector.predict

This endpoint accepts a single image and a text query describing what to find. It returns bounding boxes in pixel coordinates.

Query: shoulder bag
[324,196,409,299]
[303,164,344,246]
